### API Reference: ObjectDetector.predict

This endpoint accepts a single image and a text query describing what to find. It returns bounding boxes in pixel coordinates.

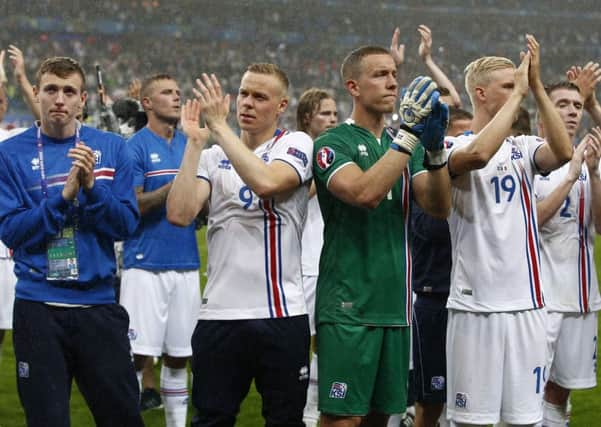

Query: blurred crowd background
[1,0,600,130]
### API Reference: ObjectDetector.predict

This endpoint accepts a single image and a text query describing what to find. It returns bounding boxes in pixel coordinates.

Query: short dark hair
[544,81,580,97]
[140,73,175,102]
[296,88,333,133]
[36,57,86,90]
[340,46,391,81]
[449,106,473,124]
[246,63,289,93]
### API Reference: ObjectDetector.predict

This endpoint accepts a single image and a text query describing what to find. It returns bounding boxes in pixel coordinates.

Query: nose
[55,90,65,105]
[387,74,398,90]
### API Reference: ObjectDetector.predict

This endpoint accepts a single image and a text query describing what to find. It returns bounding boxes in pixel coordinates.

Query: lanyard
[36,122,81,199]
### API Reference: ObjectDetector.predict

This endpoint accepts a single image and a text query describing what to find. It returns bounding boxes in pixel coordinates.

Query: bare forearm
[450,92,523,176]
[413,168,451,219]
[537,178,575,226]
[211,122,288,197]
[17,74,40,121]
[137,182,172,216]
[586,100,601,128]
[329,149,410,209]
[424,57,462,107]
[166,140,207,226]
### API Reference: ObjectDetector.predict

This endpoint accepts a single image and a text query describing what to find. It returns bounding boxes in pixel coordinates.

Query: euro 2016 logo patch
[316,147,335,170]
[18,361,29,378]
[430,375,445,391]
[455,392,468,409]
[329,381,347,399]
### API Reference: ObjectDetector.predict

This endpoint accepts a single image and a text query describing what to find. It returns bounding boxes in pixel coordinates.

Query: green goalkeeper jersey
[313,121,425,326]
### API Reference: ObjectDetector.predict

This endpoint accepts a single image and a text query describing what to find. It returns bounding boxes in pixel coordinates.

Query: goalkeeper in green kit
[313,46,451,427]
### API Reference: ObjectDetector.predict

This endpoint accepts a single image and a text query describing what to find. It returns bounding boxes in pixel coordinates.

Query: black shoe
[140,388,163,411]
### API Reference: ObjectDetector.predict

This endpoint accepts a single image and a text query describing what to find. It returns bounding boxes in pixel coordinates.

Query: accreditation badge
[46,226,79,281]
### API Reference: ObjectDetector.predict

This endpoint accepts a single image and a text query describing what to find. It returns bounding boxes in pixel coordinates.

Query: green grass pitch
[0,231,599,426]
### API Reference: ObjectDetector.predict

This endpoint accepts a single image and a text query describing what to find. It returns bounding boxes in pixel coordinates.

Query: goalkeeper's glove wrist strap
[392,130,419,155]
[424,149,447,170]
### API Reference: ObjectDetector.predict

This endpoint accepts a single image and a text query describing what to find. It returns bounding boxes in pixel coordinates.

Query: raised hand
[180,99,210,146]
[0,49,6,84]
[67,141,97,191]
[584,127,601,175]
[417,25,432,61]
[515,49,531,98]
[7,45,26,81]
[192,73,230,129]
[389,27,405,68]
[567,137,588,182]
[524,34,542,90]
[566,62,601,108]
[393,76,439,155]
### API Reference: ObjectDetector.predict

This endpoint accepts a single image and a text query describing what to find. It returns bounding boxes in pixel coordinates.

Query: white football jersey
[447,133,547,312]
[534,162,601,313]
[197,130,313,320]
[301,195,323,276]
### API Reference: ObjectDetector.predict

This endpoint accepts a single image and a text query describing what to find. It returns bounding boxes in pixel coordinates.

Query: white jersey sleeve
[534,163,601,313]
[200,131,310,320]
[269,130,313,184]
[447,133,547,312]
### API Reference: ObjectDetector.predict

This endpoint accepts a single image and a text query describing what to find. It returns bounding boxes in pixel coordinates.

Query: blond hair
[246,63,289,94]
[464,56,515,107]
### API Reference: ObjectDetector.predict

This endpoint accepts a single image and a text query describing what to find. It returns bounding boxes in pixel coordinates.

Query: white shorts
[446,309,547,425]
[546,310,598,389]
[120,268,201,357]
[0,258,16,330]
[302,275,317,336]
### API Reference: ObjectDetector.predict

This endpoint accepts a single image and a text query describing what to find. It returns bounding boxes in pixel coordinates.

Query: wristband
[423,149,447,170]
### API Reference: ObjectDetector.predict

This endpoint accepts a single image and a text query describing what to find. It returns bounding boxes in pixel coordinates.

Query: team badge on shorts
[430,376,445,391]
[329,381,347,399]
[316,147,335,170]
[18,361,29,378]
[455,392,468,409]
[128,328,137,340]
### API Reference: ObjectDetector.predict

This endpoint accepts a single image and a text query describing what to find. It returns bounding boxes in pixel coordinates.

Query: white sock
[387,414,402,427]
[303,352,319,426]
[542,400,567,427]
[136,370,143,394]
[161,365,189,427]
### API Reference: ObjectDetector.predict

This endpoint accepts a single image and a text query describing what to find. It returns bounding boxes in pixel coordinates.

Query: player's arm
[412,167,451,219]
[7,45,40,121]
[328,76,441,209]
[536,139,586,226]
[0,152,73,249]
[193,73,304,198]
[167,99,211,227]
[417,25,462,108]
[327,149,411,209]
[525,35,572,172]
[584,128,601,233]
[567,62,601,127]
[77,138,140,239]
[448,51,531,177]
[135,183,172,216]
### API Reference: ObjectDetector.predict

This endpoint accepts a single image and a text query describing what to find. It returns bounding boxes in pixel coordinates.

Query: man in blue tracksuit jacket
[0,56,143,427]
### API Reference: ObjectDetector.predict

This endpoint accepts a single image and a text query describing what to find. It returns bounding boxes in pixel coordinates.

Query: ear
[80,90,88,105]
[346,79,360,97]
[33,85,40,104]
[277,97,289,115]
[475,86,485,102]
[141,96,151,111]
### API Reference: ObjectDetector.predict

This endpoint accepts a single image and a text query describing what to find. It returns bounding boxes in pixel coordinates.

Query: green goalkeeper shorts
[317,323,410,416]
